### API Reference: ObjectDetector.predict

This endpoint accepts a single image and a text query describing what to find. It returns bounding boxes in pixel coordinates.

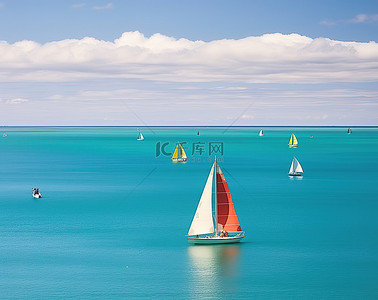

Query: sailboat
[288,157,304,176]
[258,130,263,136]
[187,159,245,244]
[288,133,298,148]
[172,142,187,162]
[197,131,200,136]
[347,128,352,134]
[137,131,144,141]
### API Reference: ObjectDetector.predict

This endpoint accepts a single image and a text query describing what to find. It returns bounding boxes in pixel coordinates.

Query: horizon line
[2,125,377,128]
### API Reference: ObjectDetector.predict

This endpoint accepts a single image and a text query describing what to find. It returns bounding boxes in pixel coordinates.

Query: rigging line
[221,166,252,199]
[222,101,254,134]
[126,167,158,197]
[122,100,156,135]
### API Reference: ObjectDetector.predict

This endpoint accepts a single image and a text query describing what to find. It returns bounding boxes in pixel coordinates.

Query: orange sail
[216,166,242,232]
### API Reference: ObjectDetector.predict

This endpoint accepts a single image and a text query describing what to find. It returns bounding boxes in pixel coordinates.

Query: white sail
[188,164,215,236]
[259,130,263,136]
[289,157,303,174]
[137,132,144,140]
[294,158,304,173]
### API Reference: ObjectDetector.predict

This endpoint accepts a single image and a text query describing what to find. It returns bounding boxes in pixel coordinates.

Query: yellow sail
[292,134,298,145]
[288,133,298,147]
[179,144,187,159]
[172,143,187,162]
[172,144,179,159]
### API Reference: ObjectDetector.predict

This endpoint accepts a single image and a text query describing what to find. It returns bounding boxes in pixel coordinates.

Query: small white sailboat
[258,130,263,136]
[347,128,352,134]
[288,133,298,148]
[172,142,187,162]
[137,131,144,141]
[288,157,304,176]
[187,158,245,244]
[32,188,41,198]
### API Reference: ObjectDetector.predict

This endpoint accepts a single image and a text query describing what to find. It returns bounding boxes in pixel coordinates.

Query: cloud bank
[0,31,377,84]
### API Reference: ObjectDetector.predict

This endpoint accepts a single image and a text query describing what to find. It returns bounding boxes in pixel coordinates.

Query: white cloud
[72,3,86,9]
[350,14,378,24]
[93,2,113,10]
[5,98,29,104]
[0,31,377,84]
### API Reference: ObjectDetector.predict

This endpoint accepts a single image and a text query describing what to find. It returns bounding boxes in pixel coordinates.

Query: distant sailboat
[197,131,200,136]
[258,130,263,136]
[347,128,352,134]
[288,133,298,148]
[187,159,245,244]
[172,142,187,162]
[137,131,144,141]
[288,157,304,176]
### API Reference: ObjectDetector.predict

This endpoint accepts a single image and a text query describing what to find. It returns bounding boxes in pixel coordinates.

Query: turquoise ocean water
[1,127,377,299]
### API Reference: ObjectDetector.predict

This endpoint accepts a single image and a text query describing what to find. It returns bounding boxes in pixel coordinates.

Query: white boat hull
[188,235,244,245]
[289,172,302,176]
[172,158,187,162]
[33,194,41,198]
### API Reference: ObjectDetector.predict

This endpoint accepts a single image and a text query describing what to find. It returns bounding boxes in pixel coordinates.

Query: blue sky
[2,0,378,43]
[0,0,377,125]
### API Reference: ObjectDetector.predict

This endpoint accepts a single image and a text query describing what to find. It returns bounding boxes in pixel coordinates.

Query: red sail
[216,168,242,232]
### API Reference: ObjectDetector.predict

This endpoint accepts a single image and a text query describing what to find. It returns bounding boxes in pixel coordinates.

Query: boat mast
[214,156,218,236]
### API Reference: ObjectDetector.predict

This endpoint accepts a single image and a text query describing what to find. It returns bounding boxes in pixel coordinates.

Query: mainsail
[289,157,304,174]
[288,133,298,147]
[188,165,215,236]
[259,130,263,136]
[215,163,242,232]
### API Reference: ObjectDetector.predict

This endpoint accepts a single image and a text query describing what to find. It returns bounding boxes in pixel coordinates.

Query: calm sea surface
[1,127,377,299]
